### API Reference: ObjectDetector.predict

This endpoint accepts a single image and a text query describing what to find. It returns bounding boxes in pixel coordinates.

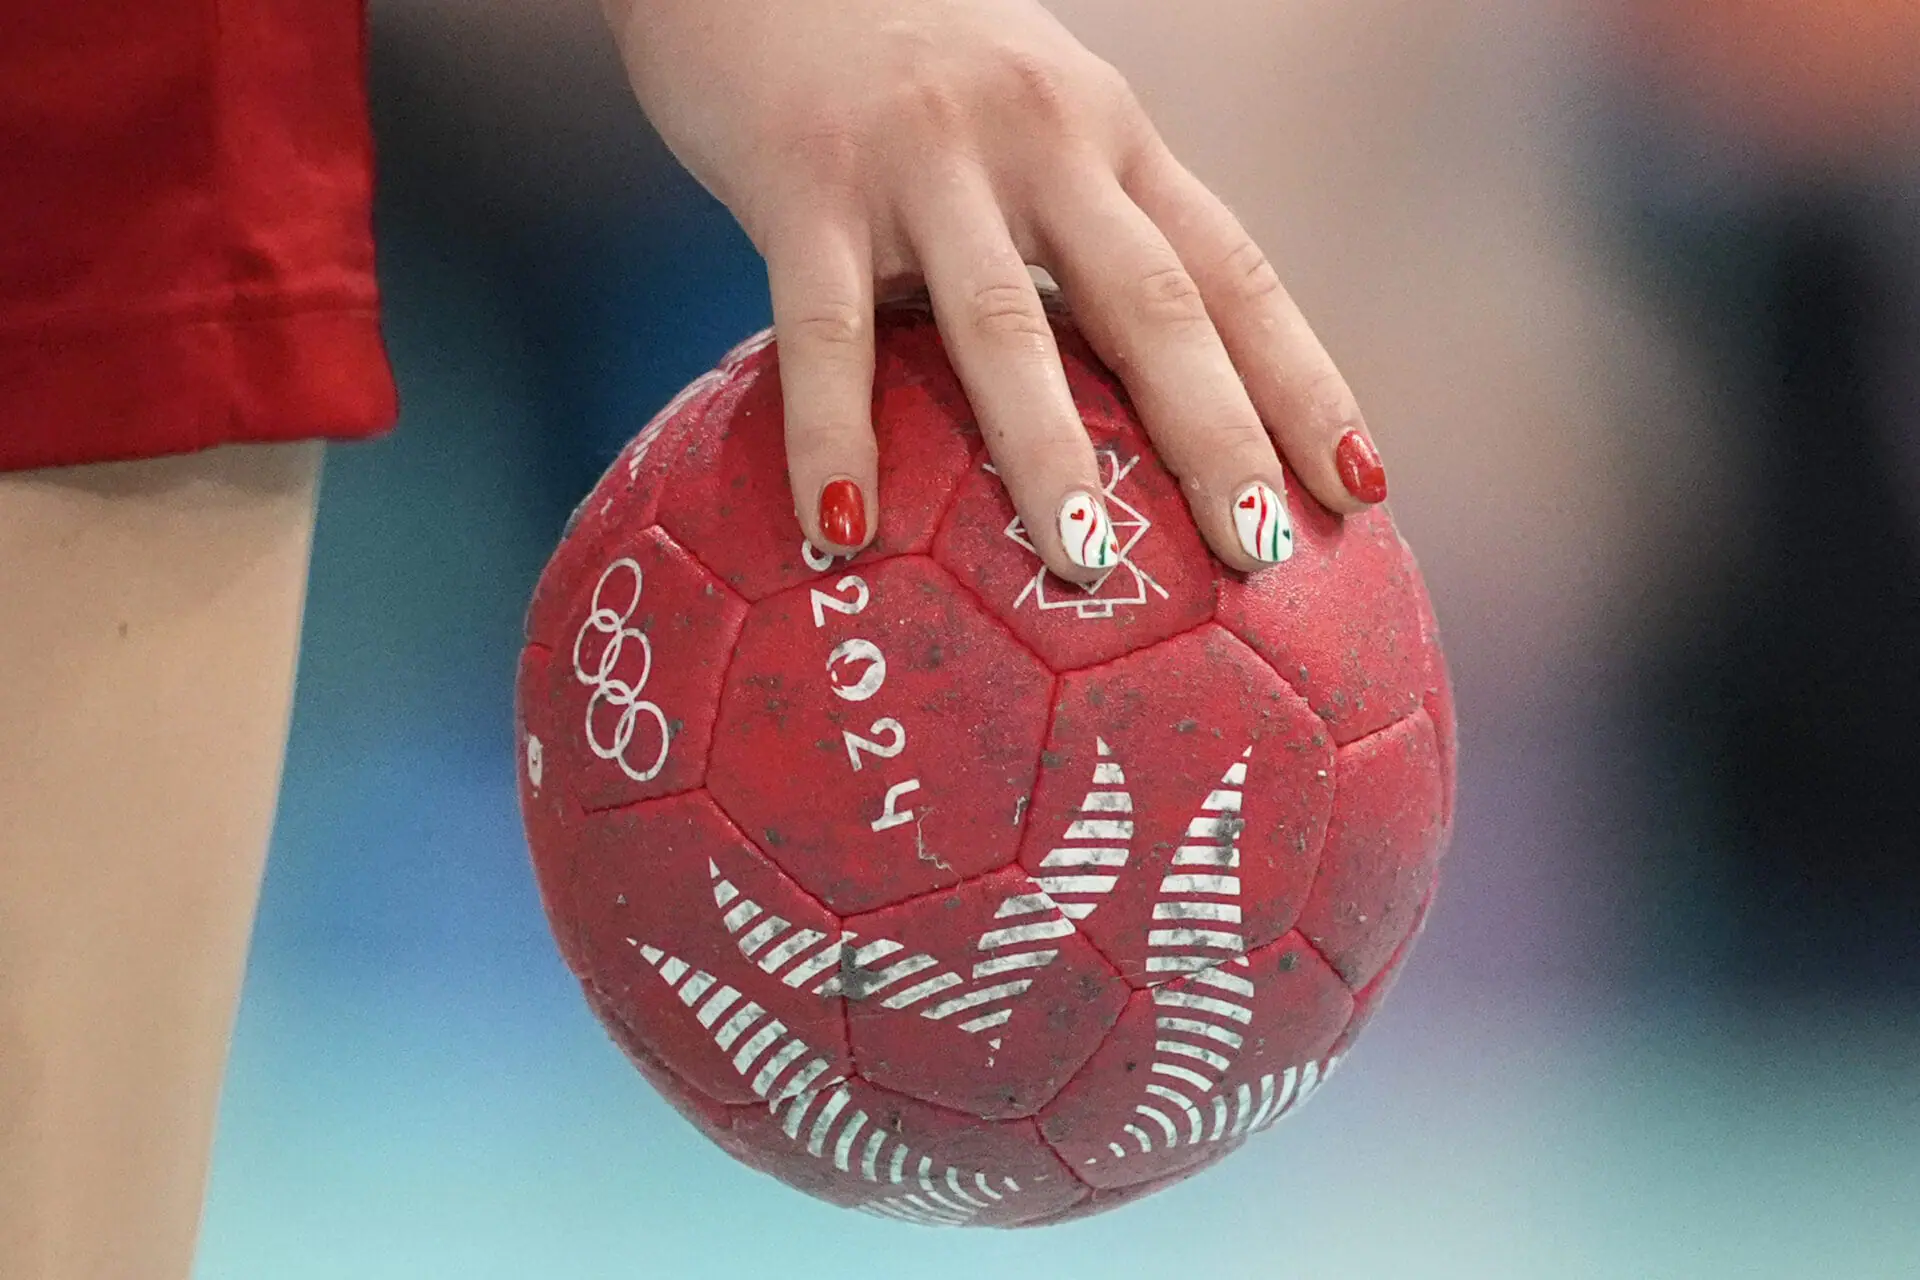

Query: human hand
[603,0,1387,579]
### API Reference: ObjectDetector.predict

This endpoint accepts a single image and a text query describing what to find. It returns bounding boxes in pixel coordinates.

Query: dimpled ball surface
[515,302,1456,1228]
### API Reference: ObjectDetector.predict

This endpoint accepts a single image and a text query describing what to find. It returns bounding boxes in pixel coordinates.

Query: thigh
[0,441,320,1280]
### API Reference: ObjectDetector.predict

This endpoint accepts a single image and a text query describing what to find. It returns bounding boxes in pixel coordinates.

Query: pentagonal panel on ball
[709,555,1053,915]
[1216,490,1430,745]
[1039,932,1353,1190]
[572,791,851,1107]
[931,407,1217,673]
[656,325,979,604]
[532,525,747,813]
[1019,624,1335,987]
[524,372,719,650]
[842,865,1129,1121]
[1296,710,1447,989]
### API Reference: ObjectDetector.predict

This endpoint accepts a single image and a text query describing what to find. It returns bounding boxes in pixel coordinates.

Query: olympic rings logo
[572,558,671,783]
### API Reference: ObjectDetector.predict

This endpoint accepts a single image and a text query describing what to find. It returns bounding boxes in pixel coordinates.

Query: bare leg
[0,443,321,1280]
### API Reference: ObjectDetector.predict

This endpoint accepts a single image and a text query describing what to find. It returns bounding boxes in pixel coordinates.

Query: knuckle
[1220,237,1285,304]
[785,299,870,354]
[998,51,1076,125]
[1083,55,1143,122]
[894,76,970,137]
[963,281,1053,347]
[1211,418,1273,454]
[1126,261,1210,330]
[776,120,868,189]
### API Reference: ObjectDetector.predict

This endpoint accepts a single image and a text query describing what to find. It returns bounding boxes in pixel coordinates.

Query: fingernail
[1058,491,1119,571]
[818,477,867,547]
[1336,430,1388,504]
[1233,480,1295,563]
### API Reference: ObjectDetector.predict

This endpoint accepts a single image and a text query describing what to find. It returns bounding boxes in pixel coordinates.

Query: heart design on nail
[1058,495,1116,570]
[1232,481,1295,565]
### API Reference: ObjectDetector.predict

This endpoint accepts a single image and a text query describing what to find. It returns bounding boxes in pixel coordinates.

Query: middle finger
[899,163,1116,583]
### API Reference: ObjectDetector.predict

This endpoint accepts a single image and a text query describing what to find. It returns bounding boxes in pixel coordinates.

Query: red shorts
[0,0,398,473]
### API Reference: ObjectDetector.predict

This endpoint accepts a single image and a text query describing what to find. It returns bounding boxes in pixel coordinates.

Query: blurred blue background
[196,2,1920,1276]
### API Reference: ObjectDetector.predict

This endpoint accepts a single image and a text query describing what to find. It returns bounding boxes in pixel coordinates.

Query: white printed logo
[624,738,1347,1221]
[572,558,671,783]
[995,450,1170,620]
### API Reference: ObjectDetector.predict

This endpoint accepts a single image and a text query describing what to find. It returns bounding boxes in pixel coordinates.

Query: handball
[515,302,1455,1227]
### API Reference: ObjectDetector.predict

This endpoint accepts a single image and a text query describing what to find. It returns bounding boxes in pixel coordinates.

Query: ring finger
[1039,171,1296,571]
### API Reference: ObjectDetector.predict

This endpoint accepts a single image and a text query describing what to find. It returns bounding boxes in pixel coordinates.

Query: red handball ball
[515,302,1456,1227]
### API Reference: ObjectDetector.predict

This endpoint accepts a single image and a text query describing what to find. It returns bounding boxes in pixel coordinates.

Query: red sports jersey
[0,0,397,473]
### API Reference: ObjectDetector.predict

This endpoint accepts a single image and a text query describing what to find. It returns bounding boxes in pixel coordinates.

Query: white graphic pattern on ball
[572,558,671,783]
[673,740,1343,1200]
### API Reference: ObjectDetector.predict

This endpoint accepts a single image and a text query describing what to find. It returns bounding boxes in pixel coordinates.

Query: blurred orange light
[1619,0,1920,158]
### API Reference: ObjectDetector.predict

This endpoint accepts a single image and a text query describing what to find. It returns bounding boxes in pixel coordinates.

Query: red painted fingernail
[1335,430,1388,504]
[818,478,867,547]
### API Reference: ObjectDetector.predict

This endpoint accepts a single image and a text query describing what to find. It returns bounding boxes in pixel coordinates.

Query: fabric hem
[0,302,399,473]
